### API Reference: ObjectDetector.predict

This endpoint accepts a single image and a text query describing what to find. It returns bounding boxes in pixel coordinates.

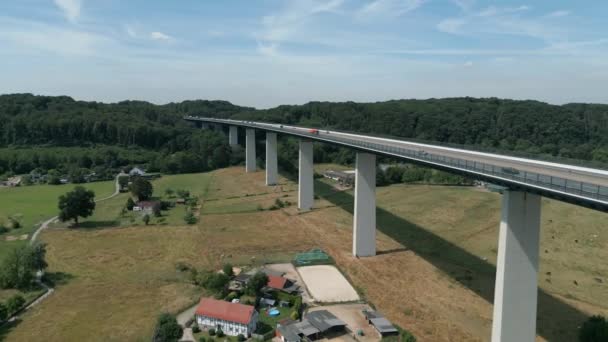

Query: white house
[129,167,146,176]
[195,297,259,337]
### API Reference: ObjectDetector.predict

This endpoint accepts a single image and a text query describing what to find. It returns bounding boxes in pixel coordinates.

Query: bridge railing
[189,117,608,203]
[257,122,608,203]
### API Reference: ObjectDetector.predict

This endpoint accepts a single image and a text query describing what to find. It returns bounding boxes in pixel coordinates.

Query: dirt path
[4,174,124,324]
[29,174,122,245]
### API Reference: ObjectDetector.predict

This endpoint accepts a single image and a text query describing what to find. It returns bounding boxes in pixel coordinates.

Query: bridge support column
[229,126,238,146]
[491,191,541,342]
[266,132,278,186]
[353,153,376,257]
[245,129,256,173]
[201,123,209,129]
[298,140,314,211]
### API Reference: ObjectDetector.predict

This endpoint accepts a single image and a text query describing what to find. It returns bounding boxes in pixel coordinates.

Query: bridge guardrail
[188,117,608,204]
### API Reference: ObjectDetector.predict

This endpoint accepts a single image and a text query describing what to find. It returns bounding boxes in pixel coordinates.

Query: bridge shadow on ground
[0,319,21,341]
[314,180,588,342]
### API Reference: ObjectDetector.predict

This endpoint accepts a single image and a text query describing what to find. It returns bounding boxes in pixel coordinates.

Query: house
[6,176,21,187]
[259,298,276,308]
[322,170,354,187]
[265,275,300,294]
[195,297,259,337]
[137,201,161,215]
[129,167,146,177]
[362,310,398,336]
[276,310,346,342]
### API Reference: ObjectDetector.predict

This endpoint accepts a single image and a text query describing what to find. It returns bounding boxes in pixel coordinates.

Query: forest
[1,94,608,182]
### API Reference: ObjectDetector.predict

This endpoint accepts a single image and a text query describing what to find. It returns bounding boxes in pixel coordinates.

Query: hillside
[2,94,608,179]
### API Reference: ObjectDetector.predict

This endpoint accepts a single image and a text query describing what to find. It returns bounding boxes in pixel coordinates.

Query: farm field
[1,165,607,342]
[0,181,115,262]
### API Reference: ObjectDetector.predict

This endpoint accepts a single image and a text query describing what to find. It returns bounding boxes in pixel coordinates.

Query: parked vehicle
[309,129,319,135]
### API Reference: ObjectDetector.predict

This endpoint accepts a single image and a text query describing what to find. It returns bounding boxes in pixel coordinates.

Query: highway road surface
[186,117,608,212]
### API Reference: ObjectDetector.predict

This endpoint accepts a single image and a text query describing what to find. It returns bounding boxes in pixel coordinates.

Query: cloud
[450,0,474,11]
[463,60,473,67]
[54,0,82,23]
[0,17,109,56]
[150,31,172,41]
[437,18,466,34]
[125,25,137,39]
[257,42,279,57]
[255,0,345,55]
[357,0,426,18]
[547,10,570,18]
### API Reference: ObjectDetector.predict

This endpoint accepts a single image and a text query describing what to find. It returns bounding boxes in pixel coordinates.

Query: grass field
[0,181,115,262]
[2,165,607,342]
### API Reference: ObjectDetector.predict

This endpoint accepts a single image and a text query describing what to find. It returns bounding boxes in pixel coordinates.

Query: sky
[1,0,608,108]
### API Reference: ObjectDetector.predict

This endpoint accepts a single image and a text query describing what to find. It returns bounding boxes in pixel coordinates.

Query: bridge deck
[185,116,608,212]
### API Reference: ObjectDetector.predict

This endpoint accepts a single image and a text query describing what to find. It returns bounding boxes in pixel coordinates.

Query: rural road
[5,174,125,323]
[177,303,199,342]
[30,173,123,244]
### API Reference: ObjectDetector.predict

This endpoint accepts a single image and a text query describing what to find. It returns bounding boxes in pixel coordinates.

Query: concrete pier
[266,132,278,186]
[491,191,541,342]
[229,126,238,146]
[245,129,256,173]
[201,123,209,129]
[353,153,377,257]
[298,140,314,211]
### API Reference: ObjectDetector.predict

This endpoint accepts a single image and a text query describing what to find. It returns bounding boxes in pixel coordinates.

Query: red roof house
[196,298,256,325]
[267,275,288,290]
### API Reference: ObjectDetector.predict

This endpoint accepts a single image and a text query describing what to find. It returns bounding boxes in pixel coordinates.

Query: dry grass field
[2,165,607,342]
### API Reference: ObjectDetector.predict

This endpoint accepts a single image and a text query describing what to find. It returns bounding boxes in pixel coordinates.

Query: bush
[237,334,246,341]
[175,262,192,272]
[199,337,206,342]
[290,310,300,320]
[217,328,225,337]
[209,328,216,336]
[226,291,239,302]
[223,263,234,278]
[6,294,25,314]
[126,197,135,210]
[192,325,201,333]
[580,315,608,342]
[184,211,197,225]
[0,302,8,321]
[153,313,183,342]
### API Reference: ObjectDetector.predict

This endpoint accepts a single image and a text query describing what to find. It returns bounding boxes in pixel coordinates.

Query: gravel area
[297,265,360,302]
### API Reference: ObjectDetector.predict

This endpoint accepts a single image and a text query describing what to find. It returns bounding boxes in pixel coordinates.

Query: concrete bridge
[186,116,608,342]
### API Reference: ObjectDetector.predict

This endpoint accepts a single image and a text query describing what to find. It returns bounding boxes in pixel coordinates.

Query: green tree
[130,177,153,201]
[184,211,197,225]
[153,313,183,342]
[6,294,25,314]
[165,188,175,197]
[205,273,229,293]
[30,242,48,272]
[0,245,39,289]
[143,214,150,226]
[246,271,269,295]
[126,197,135,210]
[579,315,608,342]
[58,186,96,225]
[222,263,234,278]
[0,302,8,321]
[118,175,129,190]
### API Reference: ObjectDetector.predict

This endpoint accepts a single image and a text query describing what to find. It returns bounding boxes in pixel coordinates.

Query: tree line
[2,94,608,181]
[230,98,608,166]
